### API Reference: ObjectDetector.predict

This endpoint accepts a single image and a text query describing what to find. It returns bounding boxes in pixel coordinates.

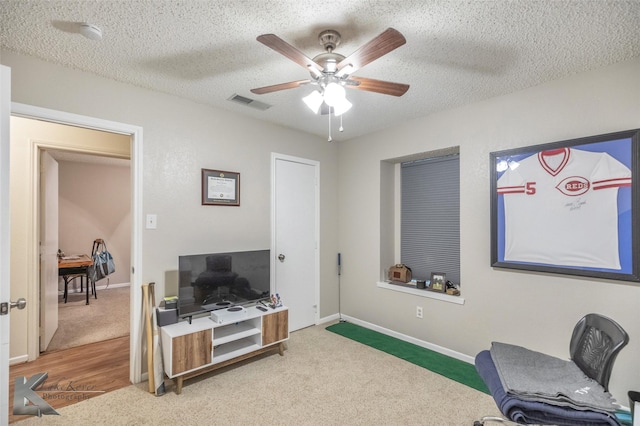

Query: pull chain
[328,111,332,142]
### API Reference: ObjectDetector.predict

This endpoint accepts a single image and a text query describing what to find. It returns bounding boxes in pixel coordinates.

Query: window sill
[377,281,465,305]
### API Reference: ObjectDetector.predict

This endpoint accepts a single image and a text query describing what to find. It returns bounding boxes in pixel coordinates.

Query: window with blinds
[400,153,460,285]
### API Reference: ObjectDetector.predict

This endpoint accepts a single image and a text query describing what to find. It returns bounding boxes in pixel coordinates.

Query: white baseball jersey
[497,147,631,269]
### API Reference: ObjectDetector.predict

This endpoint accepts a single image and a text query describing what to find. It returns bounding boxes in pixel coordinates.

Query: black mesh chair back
[569,313,629,392]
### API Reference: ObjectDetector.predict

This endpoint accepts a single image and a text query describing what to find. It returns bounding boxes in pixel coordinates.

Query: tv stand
[160,306,288,394]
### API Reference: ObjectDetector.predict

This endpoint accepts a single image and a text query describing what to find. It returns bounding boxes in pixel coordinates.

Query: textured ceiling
[1,1,640,142]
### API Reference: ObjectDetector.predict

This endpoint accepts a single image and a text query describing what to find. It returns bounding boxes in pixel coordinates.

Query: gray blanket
[490,342,617,413]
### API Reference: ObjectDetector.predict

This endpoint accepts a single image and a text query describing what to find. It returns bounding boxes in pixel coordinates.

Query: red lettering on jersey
[525,182,536,195]
[556,176,590,196]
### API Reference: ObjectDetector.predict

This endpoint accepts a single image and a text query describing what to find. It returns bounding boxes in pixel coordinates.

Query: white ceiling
[1,1,640,142]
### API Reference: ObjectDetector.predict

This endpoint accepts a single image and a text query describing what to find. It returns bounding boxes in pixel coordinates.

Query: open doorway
[43,148,131,353]
[8,106,144,385]
[12,117,131,356]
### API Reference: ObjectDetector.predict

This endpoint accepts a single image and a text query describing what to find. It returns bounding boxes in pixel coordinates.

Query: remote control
[256,306,268,312]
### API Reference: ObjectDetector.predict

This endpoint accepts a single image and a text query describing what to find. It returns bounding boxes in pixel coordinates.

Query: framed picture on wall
[201,169,240,206]
[490,129,640,282]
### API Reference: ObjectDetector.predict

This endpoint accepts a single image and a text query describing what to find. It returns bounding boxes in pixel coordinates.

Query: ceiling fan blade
[336,28,406,74]
[257,34,324,73]
[346,76,409,97]
[250,80,311,95]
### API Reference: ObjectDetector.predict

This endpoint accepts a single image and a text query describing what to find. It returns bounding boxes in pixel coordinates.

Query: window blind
[401,154,460,284]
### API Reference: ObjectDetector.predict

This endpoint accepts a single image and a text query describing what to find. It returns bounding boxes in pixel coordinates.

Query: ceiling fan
[250,28,410,115]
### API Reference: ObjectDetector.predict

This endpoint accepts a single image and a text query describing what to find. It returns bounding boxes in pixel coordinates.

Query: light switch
[146,214,157,229]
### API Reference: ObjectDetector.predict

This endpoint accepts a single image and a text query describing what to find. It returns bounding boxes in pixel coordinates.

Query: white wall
[2,50,340,359]
[338,58,640,403]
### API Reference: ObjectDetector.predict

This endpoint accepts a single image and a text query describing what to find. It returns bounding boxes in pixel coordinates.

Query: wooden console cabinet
[160,306,288,394]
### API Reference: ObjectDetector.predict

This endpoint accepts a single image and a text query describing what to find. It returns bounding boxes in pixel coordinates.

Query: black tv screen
[178,249,271,317]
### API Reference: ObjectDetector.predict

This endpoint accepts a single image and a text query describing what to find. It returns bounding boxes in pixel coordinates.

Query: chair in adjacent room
[474,313,629,426]
[88,238,106,298]
[62,273,85,303]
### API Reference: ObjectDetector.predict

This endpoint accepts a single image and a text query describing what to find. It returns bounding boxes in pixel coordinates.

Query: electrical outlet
[416,306,423,319]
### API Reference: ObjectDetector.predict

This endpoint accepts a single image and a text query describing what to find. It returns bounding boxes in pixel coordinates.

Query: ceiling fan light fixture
[303,90,323,114]
[323,82,345,107]
[332,97,352,116]
[324,59,338,73]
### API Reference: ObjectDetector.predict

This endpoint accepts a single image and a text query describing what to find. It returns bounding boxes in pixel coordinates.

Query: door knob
[11,298,27,310]
[278,254,285,262]
[0,298,26,315]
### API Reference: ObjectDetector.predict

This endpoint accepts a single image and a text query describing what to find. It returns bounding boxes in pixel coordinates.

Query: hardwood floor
[8,336,130,424]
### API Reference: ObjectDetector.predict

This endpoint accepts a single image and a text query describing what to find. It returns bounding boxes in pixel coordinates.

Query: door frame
[270,153,320,328]
[1,64,12,426]
[10,102,144,384]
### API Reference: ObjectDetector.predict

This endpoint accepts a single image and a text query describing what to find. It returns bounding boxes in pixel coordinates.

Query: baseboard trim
[317,313,340,325]
[319,314,475,365]
[10,354,29,366]
[62,282,130,294]
[96,282,130,291]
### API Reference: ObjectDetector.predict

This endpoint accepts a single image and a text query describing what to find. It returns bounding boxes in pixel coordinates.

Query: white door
[272,154,318,331]
[1,65,12,426]
[40,151,58,351]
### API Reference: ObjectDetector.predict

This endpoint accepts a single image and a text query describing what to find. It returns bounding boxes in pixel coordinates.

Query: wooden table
[58,254,94,305]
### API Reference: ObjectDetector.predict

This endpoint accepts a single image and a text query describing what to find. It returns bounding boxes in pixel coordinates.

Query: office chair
[474,313,629,425]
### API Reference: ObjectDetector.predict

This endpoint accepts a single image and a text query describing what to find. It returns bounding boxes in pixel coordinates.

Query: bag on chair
[92,240,115,281]
[92,252,106,281]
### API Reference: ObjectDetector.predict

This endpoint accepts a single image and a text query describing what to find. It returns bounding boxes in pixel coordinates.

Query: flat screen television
[178,249,271,318]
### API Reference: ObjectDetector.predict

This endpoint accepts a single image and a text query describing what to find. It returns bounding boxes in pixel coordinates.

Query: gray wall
[338,58,640,402]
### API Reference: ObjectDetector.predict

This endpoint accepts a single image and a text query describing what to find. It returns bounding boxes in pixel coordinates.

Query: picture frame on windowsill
[429,272,446,293]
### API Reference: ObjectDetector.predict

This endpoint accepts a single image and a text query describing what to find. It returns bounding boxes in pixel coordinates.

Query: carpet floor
[46,286,130,352]
[15,323,500,425]
[326,321,489,394]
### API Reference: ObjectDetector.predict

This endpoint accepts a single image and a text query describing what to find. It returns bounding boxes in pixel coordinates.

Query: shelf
[377,281,465,305]
[213,339,261,363]
[213,322,260,345]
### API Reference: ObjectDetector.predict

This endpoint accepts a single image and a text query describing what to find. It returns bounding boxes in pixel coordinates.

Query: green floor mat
[326,321,489,394]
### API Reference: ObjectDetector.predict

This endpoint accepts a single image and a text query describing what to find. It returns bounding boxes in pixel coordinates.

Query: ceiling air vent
[227,94,271,111]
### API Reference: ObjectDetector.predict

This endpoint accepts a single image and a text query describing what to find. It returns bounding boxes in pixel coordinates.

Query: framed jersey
[490,129,640,282]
